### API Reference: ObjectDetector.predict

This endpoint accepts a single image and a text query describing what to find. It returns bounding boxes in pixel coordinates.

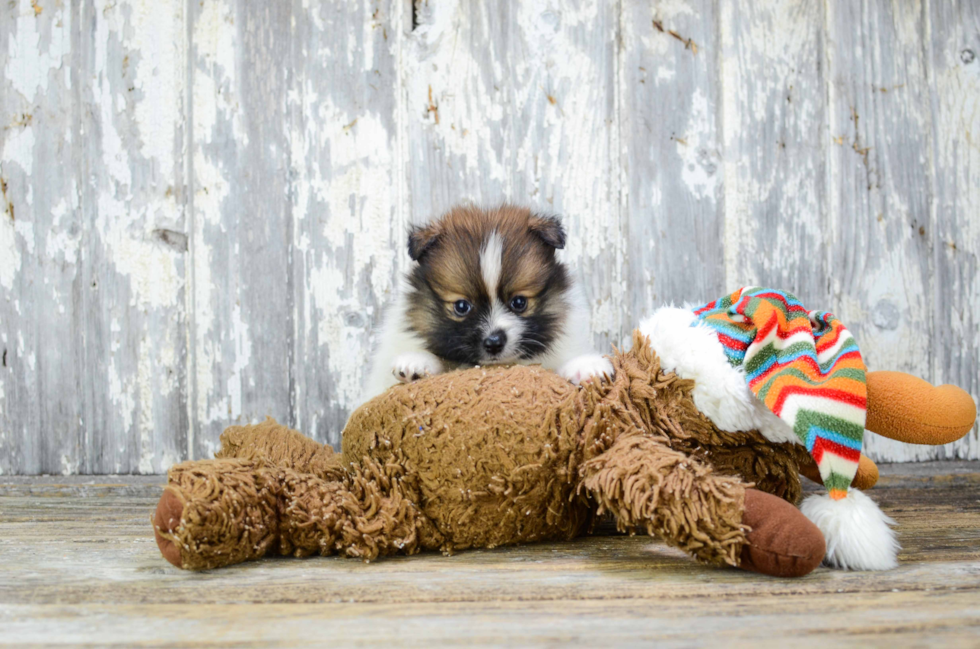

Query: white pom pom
[800,489,899,571]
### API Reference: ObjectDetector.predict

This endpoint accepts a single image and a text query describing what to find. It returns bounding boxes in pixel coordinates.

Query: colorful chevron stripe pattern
[693,287,867,499]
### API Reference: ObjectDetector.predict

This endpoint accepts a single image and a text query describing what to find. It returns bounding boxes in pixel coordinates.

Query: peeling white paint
[677,88,718,201]
[191,0,239,431]
[3,0,979,474]
[2,125,35,177]
[3,3,71,101]
[60,454,79,476]
[0,217,20,290]
[137,335,156,473]
[130,0,182,175]
[226,302,251,420]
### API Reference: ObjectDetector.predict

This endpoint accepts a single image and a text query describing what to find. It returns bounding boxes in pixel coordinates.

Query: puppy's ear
[408,223,441,261]
[528,214,566,249]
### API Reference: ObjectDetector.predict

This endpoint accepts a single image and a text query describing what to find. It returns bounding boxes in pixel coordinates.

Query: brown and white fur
[364,205,613,401]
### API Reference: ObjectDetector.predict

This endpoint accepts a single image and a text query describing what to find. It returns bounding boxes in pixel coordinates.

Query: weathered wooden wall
[1,0,978,474]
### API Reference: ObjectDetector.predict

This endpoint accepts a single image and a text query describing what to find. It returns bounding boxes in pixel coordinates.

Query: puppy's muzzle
[483,331,506,356]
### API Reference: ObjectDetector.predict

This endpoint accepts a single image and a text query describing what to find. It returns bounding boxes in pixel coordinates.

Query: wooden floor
[2,463,979,648]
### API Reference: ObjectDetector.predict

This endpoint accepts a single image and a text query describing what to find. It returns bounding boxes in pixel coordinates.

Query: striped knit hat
[692,287,867,500]
[637,286,900,570]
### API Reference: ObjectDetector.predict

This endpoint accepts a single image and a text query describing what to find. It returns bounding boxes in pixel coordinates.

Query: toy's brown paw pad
[153,488,184,568]
[739,489,826,578]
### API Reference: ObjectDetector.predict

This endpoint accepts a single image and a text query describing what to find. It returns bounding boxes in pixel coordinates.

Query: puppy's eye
[509,296,528,313]
[453,300,472,316]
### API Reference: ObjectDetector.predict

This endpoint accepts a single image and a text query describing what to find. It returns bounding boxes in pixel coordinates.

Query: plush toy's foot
[866,371,977,445]
[153,488,185,568]
[738,489,826,578]
[152,459,284,570]
[153,455,442,570]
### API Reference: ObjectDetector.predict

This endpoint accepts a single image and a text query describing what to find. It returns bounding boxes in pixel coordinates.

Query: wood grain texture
[188,0,294,459]
[929,0,980,461]
[0,0,80,475]
[287,0,405,448]
[825,0,937,461]
[621,0,726,313]
[720,0,829,300]
[1,0,978,473]
[404,0,628,349]
[1,463,979,645]
[1,0,189,474]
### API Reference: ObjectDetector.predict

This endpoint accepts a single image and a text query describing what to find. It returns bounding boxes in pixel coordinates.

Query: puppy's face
[405,205,570,365]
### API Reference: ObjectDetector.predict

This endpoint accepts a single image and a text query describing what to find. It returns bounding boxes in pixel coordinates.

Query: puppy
[364,205,614,400]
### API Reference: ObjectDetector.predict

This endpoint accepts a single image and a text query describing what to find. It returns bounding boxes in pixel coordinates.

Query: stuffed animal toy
[152,288,976,577]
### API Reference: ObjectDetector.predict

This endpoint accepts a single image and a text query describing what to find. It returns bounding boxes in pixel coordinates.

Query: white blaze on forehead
[479,231,526,361]
[480,231,504,297]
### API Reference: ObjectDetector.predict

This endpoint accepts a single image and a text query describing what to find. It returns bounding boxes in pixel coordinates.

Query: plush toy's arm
[579,433,747,565]
[578,433,824,577]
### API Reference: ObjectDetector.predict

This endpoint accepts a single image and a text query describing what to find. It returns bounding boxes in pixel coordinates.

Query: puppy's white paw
[558,354,615,386]
[392,352,444,383]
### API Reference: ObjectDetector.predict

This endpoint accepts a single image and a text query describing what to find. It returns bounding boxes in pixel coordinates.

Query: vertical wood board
[825,0,938,461]
[620,0,726,315]
[404,0,627,350]
[0,0,978,472]
[287,0,404,448]
[720,0,830,301]
[1,0,189,474]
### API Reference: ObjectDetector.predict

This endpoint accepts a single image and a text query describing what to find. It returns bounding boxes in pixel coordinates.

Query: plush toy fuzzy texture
[156,334,815,572]
[638,307,796,445]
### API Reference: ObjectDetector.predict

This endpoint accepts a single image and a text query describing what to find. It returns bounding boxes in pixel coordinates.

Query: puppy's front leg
[558,354,614,386]
[392,351,444,383]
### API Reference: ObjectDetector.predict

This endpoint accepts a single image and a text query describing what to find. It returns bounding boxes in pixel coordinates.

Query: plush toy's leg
[214,418,345,480]
[153,457,442,570]
[579,434,825,578]
[276,457,444,561]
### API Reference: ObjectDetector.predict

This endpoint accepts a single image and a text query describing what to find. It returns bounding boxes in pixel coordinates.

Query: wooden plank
[0,464,978,645]
[3,593,980,648]
[77,0,190,474]
[0,0,79,474]
[929,0,980,460]
[620,0,726,314]
[287,0,405,448]
[1,0,189,474]
[825,0,939,462]
[188,0,293,458]
[404,0,627,349]
[719,0,829,301]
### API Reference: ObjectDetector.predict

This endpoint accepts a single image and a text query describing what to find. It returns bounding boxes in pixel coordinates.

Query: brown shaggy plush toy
[153,332,975,578]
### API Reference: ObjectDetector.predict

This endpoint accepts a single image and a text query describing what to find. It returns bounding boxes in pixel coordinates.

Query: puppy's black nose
[483,331,506,356]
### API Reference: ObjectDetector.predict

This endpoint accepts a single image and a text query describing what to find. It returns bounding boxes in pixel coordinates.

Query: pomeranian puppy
[364,205,614,400]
